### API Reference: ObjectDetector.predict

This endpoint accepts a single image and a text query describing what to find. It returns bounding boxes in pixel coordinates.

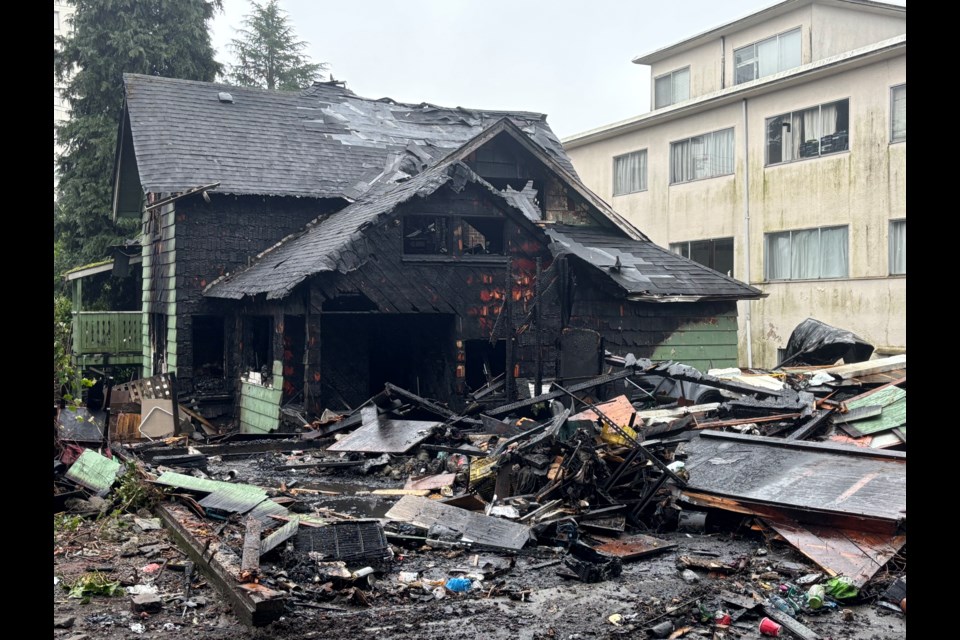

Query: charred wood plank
[487,368,634,417]
[240,517,262,582]
[786,409,834,441]
[156,504,284,626]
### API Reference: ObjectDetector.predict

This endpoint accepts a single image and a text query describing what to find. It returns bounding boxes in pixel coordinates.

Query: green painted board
[64,449,122,497]
[846,388,907,435]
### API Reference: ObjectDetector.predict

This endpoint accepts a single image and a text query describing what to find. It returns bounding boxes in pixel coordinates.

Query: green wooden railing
[72,311,142,358]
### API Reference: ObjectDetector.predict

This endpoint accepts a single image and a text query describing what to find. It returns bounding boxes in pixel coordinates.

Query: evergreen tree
[227,0,326,91]
[54,0,223,271]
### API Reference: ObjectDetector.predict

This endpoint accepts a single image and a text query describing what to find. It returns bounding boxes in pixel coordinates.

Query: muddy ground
[53,450,906,640]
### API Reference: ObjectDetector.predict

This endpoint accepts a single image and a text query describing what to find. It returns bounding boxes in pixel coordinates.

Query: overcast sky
[210,0,905,139]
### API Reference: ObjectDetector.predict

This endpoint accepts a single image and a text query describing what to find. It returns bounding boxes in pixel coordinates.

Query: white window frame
[612,150,648,196]
[670,237,735,277]
[890,84,906,143]
[54,10,60,32]
[654,67,690,109]
[669,128,735,185]
[734,27,802,85]
[764,225,849,281]
[765,99,850,166]
[888,219,906,275]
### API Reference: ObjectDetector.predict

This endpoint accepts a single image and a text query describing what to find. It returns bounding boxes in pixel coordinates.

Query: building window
[670,128,735,184]
[889,219,906,275]
[54,10,60,31]
[671,238,735,277]
[891,84,906,143]
[613,150,647,196]
[654,67,690,109]
[734,28,801,84]
[403,215,504,256]
[766,99,849,165]
[765,226,848,281]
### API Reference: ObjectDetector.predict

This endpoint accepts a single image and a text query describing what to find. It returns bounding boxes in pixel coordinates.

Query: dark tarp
[780,318,874,367]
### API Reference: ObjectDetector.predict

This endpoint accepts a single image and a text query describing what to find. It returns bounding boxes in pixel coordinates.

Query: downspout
[720,36,726,89]
[741,98,753,368]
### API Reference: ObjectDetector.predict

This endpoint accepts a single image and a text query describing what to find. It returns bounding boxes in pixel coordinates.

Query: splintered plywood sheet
[385,495,531,551]
[404,473,457,491]
[764,518,906,588]
[593,534,677,561]
[682,433,906,525]
[326,418,439,454]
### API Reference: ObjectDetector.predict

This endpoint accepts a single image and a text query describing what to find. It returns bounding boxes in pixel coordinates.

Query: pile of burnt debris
[55,321,906,636]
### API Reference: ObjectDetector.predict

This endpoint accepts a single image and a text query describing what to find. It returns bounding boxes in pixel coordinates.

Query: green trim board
[845,387,906,436]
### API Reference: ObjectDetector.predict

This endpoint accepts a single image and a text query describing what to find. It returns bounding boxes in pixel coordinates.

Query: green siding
[239,361,284,434]
[649,315,741,370]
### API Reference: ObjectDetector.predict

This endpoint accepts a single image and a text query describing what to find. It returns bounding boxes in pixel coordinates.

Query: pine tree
[227,0,327,91]
[54,0,223,271]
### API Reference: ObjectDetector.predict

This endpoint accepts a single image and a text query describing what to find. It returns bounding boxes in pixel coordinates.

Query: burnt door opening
[192,315,225,378]
[464,339,506,391]
[322,314,455,409]
[244,316,273,373]
[150,313,167,375]
[282,315,305,403]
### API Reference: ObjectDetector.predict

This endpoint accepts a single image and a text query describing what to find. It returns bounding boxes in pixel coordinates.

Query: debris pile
[54,337,906,636]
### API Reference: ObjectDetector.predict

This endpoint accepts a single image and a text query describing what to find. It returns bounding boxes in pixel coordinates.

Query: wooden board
[326,418,439,454]
[764,518,906,588]
[592,533,676,561]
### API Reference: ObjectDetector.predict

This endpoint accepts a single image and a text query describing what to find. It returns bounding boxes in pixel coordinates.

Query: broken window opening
[404,215,505,256]
[192,315,225,378]
[465,339,507,391]
[245,316,273,373]
[461,217,505,255]
[403,216,448,255]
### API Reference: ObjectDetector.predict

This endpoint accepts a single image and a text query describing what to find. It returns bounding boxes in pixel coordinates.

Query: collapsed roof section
[114,74,574,216]
[546,226,765,302]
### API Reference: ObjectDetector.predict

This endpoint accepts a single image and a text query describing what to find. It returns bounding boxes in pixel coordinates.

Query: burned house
[109,74,762,431]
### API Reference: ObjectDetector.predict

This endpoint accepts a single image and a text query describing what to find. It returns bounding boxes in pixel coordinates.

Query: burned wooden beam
[260,517,299,555]
[487,368,635,417]
[786,409,834,441]
[240,517,262,582]
[384,383,481,425]
[156,503,284,626]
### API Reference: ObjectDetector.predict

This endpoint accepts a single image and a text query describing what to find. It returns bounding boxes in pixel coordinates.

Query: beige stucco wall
[567,52,906,369]
[811,4,905,60]
[645,2,904,107]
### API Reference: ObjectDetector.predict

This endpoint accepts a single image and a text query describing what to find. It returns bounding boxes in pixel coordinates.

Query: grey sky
[210,0,905,139]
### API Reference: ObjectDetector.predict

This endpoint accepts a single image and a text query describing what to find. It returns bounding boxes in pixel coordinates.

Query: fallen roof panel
[385,495,531,551]
[682,431,906,530]
[326,418,439,454]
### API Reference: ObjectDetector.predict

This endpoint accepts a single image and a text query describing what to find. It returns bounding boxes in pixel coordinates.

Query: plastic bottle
[768,595,798,616]
[807,584,825,610]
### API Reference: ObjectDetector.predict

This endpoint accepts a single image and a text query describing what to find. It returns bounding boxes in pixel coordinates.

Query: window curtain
[671,140,690,183]
[614,151,646,194]
[819,227,848,278]
[790,228,820,279]
[758,37,779,77]
[766,233,791,279]
[654,75,672,109]
[820,102,838,137]
[779,29,801,71]
[889,220,906,274]
[892,86,906,141]
[711,129,735,176]
[673,68,690,104]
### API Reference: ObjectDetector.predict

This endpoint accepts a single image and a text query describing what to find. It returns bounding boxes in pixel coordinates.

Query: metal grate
[295,521,391,567]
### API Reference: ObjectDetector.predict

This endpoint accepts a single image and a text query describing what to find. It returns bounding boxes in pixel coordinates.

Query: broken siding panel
[239,362,283,434]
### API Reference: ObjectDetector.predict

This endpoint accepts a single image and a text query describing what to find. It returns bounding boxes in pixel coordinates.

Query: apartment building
[563,0,905,367]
